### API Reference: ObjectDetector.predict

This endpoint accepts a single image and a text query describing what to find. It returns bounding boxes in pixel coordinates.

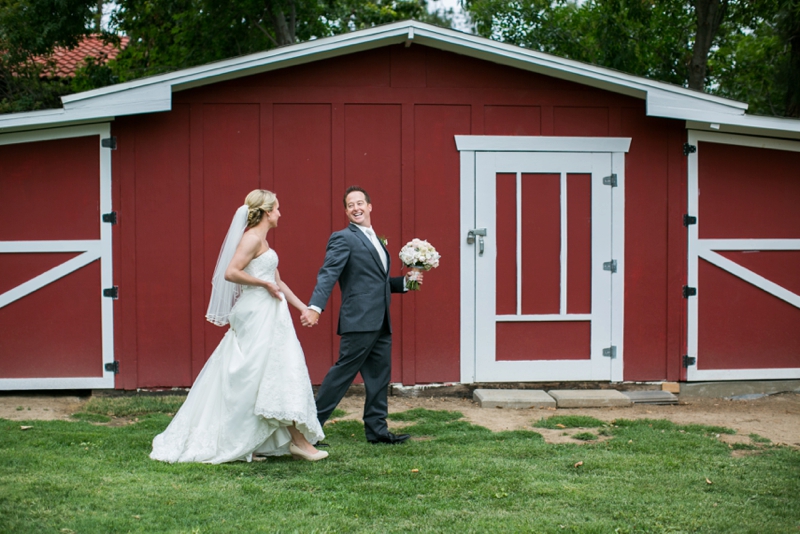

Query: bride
[150,189,327,463]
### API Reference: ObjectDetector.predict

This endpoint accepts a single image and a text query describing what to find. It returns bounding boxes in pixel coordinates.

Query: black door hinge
[101,137,117,150]
[683,143,696,156]
[683,214,697,226]
[602,174,618,187]
[682,286,697,298]
[103,286,119,299]
[102,212,118,225]
[682,355,696,368]
[104,361,119,374]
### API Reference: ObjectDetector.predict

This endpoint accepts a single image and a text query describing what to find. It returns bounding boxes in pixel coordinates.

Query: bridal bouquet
[399,238,441,290]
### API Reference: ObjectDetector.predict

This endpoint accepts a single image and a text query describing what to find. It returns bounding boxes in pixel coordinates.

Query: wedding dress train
[150,249,323,463]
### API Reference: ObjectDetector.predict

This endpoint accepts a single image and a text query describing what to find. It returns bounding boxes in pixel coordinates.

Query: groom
[301,186,419,444]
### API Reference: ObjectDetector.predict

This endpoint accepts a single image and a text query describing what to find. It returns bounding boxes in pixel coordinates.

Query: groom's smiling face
[345,191,373,227]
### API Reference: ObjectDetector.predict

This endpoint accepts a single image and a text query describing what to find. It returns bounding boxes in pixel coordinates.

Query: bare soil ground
[2,392,798,448]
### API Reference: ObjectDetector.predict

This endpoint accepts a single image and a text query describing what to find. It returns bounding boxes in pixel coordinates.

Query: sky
[428,0,472,32]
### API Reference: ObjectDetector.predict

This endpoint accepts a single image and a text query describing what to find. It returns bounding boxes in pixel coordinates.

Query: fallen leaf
[411,469,419,473]
[555,423,566,428]
[20,426,32,430]
[705,478,713,485]
[574,461,583,468]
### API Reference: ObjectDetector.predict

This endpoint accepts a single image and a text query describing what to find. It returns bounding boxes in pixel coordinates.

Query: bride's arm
[224,234,282,298]
[275,269,307,313]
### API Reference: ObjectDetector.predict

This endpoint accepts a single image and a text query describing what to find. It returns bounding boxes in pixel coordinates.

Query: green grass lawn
[1,398,798,533]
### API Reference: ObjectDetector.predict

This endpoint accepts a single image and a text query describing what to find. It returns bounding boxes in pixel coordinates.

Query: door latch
[467,228,487,255]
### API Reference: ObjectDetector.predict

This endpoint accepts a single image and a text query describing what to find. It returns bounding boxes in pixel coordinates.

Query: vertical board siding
[621,111,677,380]
[495,173,517,315]
[698,143,800,239]
[521,173,561,315]
[554,107,609,136]
[0,262,103,378]
[485,106,542,135]
[413,104,471,382]
[698,259,800,369]
[272,104,334,383]
[105,44,685,387]
[566,173,592,314]
[496,322,591,361]
[201,104,262,360]
[0,137,100,241]
[133,105,193,387]
[344,104,404,381]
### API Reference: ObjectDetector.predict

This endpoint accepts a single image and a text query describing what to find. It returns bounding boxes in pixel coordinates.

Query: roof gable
[2,21,798,138]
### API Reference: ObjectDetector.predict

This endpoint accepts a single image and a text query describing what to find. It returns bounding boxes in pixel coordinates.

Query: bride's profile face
[266,199,281,228]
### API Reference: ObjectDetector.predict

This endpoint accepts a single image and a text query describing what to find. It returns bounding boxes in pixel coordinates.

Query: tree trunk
[689,0,728,91]
[265,0,295,46]
[784,1,800,117]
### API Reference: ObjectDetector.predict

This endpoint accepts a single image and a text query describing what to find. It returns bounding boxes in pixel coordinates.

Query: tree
[463,0,796,117]
[0,0,97,112]
[107,0,451,82]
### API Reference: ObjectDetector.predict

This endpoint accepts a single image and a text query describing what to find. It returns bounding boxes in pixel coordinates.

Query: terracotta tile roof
[37,34,130,78]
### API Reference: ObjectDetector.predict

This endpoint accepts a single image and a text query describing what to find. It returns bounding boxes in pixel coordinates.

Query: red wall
[111,44,686,388]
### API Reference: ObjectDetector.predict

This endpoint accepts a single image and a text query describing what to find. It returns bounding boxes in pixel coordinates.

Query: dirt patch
[349,393,800,448]
[2,391,799,448]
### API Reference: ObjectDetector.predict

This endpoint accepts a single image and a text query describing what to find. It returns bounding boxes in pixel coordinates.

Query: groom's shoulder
[332,225,356,238]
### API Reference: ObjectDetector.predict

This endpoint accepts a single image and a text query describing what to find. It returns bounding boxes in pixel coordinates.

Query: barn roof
[1,21,799,138]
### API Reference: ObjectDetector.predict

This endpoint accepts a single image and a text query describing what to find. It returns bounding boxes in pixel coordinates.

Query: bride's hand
[264,281,283,300]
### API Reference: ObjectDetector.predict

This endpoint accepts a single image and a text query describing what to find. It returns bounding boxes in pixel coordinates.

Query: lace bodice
[242,248,278,289]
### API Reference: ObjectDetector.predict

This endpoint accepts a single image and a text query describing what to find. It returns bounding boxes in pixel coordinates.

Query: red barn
[1,22,798,391]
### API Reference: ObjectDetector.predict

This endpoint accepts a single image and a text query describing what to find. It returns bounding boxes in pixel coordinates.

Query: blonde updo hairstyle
[244,189,277,228]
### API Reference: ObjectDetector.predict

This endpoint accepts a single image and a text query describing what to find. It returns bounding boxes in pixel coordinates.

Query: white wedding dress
[150,249,324,464]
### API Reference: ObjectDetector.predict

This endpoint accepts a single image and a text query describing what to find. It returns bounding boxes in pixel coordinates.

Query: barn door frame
[0,123,115,390]
[686,130,800,381]
[457,136,630,383]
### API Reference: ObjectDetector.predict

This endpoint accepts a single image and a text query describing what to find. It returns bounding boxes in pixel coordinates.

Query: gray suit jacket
[310,223,405,335]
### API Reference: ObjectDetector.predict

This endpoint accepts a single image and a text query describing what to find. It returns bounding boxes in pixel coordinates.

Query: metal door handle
[467,228,487,255]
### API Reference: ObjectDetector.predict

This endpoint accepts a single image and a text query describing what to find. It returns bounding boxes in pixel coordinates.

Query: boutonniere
[379,235,388,247]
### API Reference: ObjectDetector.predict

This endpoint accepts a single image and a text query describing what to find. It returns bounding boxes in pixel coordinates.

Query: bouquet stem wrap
[399,239,441,291]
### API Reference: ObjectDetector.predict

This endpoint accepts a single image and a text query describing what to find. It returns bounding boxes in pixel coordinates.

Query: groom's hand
[301,309,319,327]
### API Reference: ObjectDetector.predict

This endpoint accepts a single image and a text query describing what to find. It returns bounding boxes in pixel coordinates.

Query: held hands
[301,308,319,327]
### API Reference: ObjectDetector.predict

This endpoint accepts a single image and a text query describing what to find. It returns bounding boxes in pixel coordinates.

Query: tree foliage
[0,0,96,112]
[106,0,451,81]
[0,0,451,112]
[464,0,799,117]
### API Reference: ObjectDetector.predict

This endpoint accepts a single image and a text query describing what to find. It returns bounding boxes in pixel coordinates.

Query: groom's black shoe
[315,442,330,448]
[368,432,411,444]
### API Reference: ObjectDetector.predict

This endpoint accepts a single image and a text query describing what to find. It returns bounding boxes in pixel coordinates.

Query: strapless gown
[150,249,324,463]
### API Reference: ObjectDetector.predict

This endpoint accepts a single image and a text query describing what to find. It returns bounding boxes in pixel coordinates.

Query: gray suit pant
[315,325,392,441]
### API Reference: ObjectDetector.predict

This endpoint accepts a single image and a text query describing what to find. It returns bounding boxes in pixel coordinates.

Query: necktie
[365,228,387,271]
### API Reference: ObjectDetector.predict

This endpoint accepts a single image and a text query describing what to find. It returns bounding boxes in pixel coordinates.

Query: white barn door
[0,124,115,390]
[458,137,629,383]
[686,131,800,381]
